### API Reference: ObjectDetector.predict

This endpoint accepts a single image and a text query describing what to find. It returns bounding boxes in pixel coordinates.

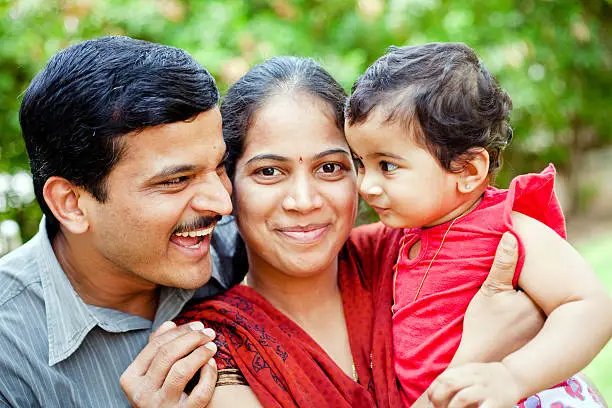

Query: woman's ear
[42,176,90,234]
[457,149,490,194]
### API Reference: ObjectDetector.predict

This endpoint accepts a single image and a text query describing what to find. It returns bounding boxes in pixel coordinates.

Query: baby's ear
[456,148,490,194]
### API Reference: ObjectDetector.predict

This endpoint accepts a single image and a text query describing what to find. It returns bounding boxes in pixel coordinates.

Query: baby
[345,43,612,407]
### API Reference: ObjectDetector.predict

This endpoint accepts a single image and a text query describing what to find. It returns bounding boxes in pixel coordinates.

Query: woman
[174,56,560,407]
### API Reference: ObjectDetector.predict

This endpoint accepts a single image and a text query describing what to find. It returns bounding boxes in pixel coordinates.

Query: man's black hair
[20,36,219,233]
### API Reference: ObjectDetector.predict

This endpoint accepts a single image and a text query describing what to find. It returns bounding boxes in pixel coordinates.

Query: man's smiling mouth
[174,225,215,238]
[170,225,215,249]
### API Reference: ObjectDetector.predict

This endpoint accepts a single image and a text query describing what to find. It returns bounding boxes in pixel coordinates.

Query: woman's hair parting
[346,42,514,176]
[221,56,347,180]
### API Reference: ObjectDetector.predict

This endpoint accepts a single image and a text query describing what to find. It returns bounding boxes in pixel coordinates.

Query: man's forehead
[111,112,225,174]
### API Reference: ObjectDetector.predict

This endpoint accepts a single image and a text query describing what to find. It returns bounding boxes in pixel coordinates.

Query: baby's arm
[501,211,612,397]
[429,212,612,408]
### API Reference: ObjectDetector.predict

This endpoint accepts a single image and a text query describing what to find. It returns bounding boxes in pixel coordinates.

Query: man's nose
[191,173,233,216]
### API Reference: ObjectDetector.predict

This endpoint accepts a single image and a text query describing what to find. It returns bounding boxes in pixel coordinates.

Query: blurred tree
[1,0,611,238]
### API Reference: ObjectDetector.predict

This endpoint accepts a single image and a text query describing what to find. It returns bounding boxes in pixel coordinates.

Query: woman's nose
[282,173,323,213]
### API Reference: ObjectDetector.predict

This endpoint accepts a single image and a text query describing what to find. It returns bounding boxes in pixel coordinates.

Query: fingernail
[204,342,217,353]
[188,321,205,331]
[202,328,216,338]
[502,232,517,249]
[208,358,217,368]
[160,321,176,330]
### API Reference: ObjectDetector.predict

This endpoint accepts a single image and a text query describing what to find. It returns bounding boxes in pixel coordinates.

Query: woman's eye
[257,167,281,177]
[319,163,342,174]
[380,161,398,172]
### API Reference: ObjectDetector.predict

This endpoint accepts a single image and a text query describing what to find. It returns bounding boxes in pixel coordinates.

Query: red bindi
[298,156,303,163]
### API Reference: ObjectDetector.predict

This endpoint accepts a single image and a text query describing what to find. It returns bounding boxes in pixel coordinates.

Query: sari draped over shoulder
[176,222,404,408]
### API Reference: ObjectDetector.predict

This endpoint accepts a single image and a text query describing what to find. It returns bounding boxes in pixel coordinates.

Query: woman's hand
[451,232,545,366]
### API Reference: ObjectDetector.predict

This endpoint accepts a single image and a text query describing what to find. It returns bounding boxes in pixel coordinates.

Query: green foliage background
[0,0,611,400]
[2,0,612,236]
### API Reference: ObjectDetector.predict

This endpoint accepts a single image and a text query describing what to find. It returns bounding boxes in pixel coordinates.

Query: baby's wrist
[500,359,529,402]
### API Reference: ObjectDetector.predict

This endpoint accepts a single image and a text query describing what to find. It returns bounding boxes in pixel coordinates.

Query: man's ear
[457,149,490,194]
[42,176,90,234]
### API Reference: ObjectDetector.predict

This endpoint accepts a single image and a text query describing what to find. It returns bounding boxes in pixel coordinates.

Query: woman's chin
[278,251,338,279]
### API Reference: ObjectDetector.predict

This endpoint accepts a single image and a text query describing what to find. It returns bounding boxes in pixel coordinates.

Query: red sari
[176,222,404,407]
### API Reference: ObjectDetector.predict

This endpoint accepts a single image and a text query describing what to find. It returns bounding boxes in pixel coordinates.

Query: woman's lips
[276,224,330,243]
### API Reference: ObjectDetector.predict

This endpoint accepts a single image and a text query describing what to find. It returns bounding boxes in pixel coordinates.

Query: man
[0,36,242,407]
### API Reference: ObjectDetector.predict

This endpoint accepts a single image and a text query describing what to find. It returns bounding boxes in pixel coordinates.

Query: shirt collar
[35,217,195,366]
[208,215,237,289]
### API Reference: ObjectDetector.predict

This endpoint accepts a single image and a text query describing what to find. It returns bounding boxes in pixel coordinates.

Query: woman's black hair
[346,42,514,176]
[221,56,347,180]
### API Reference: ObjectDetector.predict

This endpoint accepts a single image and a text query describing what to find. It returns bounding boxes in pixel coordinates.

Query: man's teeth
[174,225,214,238]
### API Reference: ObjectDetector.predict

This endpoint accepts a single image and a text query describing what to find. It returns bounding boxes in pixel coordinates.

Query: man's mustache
[173,215,222,234]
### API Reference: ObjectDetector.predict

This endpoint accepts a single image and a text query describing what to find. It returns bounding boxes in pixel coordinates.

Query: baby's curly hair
[346,42,513,178]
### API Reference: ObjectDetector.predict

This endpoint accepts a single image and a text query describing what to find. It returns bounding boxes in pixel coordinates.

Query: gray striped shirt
[0,216,240,407]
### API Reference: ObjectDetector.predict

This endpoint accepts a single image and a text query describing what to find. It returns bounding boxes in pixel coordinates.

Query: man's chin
[161,255,213,290]
[172,274,212,291]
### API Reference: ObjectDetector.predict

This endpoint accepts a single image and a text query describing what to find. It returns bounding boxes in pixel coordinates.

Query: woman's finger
[482,232,518,295]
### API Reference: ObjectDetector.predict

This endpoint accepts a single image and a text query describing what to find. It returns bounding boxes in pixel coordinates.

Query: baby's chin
[377,212,417,230]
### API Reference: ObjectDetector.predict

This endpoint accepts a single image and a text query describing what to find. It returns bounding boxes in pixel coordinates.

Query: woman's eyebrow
[245,154,289,166]
[313,148,351,161]
[244,149,350,166]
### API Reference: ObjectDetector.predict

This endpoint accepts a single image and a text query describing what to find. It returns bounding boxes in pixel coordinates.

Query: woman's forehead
[243,93,348,157]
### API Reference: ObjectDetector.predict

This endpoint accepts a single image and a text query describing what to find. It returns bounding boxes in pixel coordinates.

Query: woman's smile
[275,223,331,244]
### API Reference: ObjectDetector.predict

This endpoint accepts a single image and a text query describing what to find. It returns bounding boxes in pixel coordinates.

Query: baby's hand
[428,362,523,408]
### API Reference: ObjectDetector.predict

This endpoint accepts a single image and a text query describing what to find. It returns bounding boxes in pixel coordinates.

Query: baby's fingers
[429,368,475,408]
[447,386,483,408]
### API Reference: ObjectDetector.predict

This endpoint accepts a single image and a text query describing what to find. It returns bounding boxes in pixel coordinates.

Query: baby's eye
[257,167,281,177]
[318,163,343,174]
[352,157,364,169]
[380,161,398,172]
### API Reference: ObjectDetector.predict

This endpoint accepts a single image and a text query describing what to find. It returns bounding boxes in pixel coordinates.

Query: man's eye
[162,176,189,185]
[257,167,281,177]
[380,161,398,172]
